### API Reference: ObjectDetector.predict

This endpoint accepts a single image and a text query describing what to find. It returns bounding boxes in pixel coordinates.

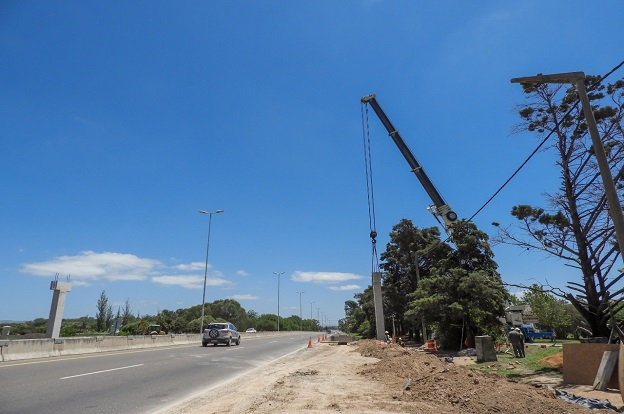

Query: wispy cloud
[236,270,250,277]
[328,285,361,291]
[151,275,231,290]
[291,271,364,284]
[229,294,258,300]
[173,262,206,271]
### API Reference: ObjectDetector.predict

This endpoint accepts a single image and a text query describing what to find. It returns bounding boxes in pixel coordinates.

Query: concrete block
[330,335,356,345]
[475,335,497,363]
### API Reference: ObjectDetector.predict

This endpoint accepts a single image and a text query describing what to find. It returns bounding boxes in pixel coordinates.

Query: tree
[521,284,572,338]
[122,299,132,326]
[95,290,109,332]
[407,220,509,349]
[210,299,247,327]
[379,219,452,340]
[495,76,624,337]
[105,303,114,332]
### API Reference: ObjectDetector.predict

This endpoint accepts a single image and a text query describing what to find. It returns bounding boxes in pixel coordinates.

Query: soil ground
[157,340,623,414]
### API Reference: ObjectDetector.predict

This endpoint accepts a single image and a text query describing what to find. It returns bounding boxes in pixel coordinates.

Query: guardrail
[0,331,317,362]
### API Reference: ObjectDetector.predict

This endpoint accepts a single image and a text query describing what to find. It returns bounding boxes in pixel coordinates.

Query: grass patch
[468,344,564,381]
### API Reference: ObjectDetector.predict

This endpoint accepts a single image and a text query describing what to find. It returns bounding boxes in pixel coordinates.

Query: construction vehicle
[147,324,166,335]
[361,94,458,230]
[518,324,554,342]
[137,320,166,335]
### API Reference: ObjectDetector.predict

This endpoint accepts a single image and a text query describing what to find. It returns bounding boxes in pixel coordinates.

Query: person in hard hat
[508,327,525,358]
[515,328,525,357]
[384,331,391,343]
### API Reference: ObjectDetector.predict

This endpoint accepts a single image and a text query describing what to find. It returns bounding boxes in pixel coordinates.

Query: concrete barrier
[1,338,57,361]
[0,331,317,362]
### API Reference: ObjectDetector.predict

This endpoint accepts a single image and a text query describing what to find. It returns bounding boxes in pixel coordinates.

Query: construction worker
[384,331,391,343]
[508,327,525,358]
[515,327,525,357]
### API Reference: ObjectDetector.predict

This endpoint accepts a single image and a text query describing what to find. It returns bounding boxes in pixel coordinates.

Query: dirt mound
[538,351,564,372]
[354,340,599,413]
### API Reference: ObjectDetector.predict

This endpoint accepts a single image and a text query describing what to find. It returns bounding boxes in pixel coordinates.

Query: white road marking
[60,364,144,380]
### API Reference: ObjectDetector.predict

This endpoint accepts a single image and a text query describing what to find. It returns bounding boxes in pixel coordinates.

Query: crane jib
[361,94,458,228]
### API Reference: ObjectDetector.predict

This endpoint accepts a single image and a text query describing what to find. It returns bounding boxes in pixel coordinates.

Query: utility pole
[297,291,304,331]
[413,253,427,341]
[511,72,624,264]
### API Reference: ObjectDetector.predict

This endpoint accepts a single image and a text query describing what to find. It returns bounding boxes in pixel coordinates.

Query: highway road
[0,332,315,414]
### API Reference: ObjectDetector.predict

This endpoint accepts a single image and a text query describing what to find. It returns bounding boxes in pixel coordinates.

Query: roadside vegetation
[6,295,322,337]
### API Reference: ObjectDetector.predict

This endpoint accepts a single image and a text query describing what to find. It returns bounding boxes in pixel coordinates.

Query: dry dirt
[158,340,623,414]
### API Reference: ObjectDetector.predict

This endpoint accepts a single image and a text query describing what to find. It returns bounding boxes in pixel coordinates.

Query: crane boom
[361,94,458,229]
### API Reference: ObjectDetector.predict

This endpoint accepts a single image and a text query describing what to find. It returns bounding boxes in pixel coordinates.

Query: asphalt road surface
[0,332,315,414]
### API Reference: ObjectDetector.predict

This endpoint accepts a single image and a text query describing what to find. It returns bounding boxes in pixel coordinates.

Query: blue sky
[2,1,623,325]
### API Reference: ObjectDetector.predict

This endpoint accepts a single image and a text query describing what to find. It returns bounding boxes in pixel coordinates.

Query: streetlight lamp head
[199,209,224,215]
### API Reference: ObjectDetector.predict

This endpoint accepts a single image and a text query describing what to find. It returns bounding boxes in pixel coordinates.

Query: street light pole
[297,291,304,331]
[511,72,624,263]
[198,209,224,334]
[317,307,320,331]
[309,301,314,329]
[273,271,285,332]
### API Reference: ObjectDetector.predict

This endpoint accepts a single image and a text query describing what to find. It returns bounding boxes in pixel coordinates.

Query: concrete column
[46,280,72,339]
[372,272,385,341]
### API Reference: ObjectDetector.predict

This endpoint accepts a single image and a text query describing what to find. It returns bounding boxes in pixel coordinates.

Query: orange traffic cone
[317,336,321,343]
[307,337,313,348]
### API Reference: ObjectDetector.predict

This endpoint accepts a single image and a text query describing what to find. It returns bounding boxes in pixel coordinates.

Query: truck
[517,324,555,342]
[361,94,458,231]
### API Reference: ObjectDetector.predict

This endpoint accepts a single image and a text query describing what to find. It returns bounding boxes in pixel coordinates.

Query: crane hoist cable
[361,102,381,277]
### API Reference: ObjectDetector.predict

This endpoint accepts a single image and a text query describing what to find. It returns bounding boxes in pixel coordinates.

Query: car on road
[202,322,241,347]
[245,328,257,333]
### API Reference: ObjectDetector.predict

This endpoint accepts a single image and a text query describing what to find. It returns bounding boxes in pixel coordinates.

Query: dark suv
[202,322,241,347]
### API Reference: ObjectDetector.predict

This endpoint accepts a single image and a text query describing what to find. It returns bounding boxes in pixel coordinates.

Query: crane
[361,94,458,230]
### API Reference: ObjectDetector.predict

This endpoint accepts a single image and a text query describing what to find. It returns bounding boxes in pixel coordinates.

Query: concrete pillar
[372,272,385,341]
[46,280,72,339]
[475,335,497,363]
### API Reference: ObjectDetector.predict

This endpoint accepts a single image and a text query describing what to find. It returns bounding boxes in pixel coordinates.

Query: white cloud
[20,251,239,291]
[152,275,231,290]
[229,294,258,300]
[236,270,250,277]
[291,271,364,284]
[511,290,526,300]
[20,251,160,282]
[173,262,207,271]
[328,285,361,291]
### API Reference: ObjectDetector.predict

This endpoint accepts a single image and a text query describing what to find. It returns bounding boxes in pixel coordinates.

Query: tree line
[9,295,321,337]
